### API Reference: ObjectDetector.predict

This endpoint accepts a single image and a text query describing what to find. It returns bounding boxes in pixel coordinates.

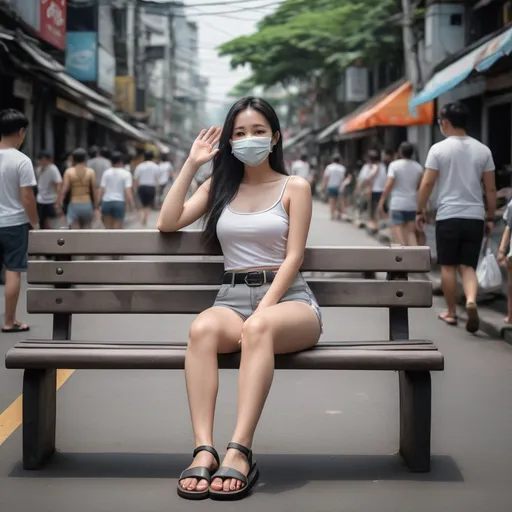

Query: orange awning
[342,81,434,134]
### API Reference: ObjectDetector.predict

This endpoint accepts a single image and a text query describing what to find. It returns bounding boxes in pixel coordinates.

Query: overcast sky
[183,0,278,109]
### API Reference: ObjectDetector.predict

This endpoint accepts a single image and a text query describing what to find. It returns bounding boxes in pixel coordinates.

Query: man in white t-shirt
[134,149,160,226]
[291,154,310,180]
[322,156,347,219]
[417,101,496,333]
[35,150,62,229]
[0,109,39,333]
[378,141,423,245]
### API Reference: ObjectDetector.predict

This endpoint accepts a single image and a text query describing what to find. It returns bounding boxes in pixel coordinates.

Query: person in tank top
[157,97,322,501]
[59,148,98,229]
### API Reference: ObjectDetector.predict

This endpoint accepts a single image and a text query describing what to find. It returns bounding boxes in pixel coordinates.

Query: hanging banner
[39,0,67,50]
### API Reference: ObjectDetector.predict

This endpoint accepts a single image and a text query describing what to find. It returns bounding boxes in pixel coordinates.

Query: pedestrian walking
[290,153,310,180]
[133,149,159,226]
[358,149,387,231]
[416,101,496,333]
[59,148,99,229]
[498,204,512,323]
[87,145,111,187]
[378,141,423,245]
[158,152,173,206]
[0,109,39,333]
[157,97,321,501]
[322,155,347,220]
[98,151,134,229]
[35,150,62,229]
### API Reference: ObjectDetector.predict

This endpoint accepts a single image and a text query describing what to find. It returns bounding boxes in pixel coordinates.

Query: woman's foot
[179,449,219,493]
[2,320,29,333]
[505,317,512,324]
[210,448,250,492]
[438,312,457,326]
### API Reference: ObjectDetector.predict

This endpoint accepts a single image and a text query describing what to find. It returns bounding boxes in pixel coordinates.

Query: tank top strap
[278,175,293,203]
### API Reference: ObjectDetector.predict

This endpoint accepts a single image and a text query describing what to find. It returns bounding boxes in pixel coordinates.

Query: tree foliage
[219,0,404,89]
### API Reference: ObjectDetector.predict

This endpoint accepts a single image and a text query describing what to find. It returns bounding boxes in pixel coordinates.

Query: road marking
[0,369,75,446]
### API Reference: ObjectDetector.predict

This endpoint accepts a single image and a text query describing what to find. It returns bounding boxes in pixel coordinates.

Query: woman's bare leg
[180,307,243,492]
[102,216,114,229]
[211,302,320,492]
[404,221,418,246]
[391,224,406,245]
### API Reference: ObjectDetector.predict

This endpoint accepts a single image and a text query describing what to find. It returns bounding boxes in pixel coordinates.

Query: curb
[346,215,512,345]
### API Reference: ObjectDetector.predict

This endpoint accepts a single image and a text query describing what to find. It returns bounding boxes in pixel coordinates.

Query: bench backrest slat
[27,281,432,314]
[28,230,431,273]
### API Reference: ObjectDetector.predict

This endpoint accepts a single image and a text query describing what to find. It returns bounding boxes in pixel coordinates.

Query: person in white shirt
[322,155,347,220]
[35,150,62,229]
[358,149,387,230]
[99,151,135,229]
[134,149,160,226]
[0,109,38,333]
[290,154,310,180]
[158,152,173,206]
[378,142,423,245]
[417,101,496,333]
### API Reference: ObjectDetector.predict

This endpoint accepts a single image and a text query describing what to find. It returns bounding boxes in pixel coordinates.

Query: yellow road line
[0,369,75,446]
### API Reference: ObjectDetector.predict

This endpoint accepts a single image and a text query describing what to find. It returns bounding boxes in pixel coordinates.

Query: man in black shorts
[416,101,496,333]
[35,150,62,229]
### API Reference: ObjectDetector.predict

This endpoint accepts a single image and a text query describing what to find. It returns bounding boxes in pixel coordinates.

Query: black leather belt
[222,270,276,287]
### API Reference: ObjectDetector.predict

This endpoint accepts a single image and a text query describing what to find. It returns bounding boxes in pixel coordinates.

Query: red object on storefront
[39,0,67,50]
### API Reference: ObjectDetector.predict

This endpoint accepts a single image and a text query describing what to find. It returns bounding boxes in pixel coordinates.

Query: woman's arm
[58,169,70,205]
[157,127,221,232]
[89,170,99,209]
[498,226,511,265]
[256,177,312,310]
[378,176,395,214]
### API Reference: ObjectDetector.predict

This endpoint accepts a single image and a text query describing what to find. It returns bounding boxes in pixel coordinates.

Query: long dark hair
[202,96,287,249]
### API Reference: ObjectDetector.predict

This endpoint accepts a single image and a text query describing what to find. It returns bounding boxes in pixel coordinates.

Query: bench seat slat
[14,341,438,351]
[27,280,432,313]
[28,230,431,272]
[17,339,434,348]
[5,345,444,371]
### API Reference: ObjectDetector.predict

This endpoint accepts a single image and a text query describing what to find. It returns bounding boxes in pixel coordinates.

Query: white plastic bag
[476,247,502,292]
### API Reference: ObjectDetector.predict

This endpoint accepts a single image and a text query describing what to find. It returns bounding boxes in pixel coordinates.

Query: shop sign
[40,0,67,50]
[66,31,97,82]
[56,97,94,121]
[97,47,116,95]
[115,76,135,113]
[345,67,369,103]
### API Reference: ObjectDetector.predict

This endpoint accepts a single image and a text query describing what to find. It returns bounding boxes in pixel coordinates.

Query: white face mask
[231,136,273,166]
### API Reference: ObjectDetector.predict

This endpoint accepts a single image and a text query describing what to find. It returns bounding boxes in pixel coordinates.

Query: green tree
[219,0,404,89]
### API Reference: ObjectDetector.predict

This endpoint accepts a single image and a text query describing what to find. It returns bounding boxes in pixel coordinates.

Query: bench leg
[398,370,431,472]
[23,369,57,470]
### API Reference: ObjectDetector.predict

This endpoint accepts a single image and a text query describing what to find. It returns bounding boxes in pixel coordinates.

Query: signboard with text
[39,0,67,50]
[66,31,97,82]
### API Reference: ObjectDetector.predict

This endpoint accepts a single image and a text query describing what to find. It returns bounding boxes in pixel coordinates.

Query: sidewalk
[344,208,512,345]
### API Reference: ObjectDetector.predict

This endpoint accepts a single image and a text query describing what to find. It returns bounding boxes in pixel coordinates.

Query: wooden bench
[5,230,443,472]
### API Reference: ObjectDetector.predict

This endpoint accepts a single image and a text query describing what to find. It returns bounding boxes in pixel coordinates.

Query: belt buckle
[244,271,264,287]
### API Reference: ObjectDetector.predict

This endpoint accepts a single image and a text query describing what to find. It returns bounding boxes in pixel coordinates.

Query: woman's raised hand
[188,126,222,167]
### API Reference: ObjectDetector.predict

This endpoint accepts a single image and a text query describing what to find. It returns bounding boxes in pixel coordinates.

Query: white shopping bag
[476,246,502,292]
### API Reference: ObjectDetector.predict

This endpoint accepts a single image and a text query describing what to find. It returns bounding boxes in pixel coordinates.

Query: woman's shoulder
[286,175,310,193]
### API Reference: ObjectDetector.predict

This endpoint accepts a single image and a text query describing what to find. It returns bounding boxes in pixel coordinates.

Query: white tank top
[216,176,291,271]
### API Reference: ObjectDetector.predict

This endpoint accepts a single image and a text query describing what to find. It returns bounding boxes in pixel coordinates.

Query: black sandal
[177,445,220,500]
[209,442,260,501]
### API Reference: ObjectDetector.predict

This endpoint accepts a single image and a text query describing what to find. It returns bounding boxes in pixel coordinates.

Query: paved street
[1,201,512,512]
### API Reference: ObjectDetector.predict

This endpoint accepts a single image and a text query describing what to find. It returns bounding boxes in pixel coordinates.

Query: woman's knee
[241,315,272,348]
[189,313,223,349]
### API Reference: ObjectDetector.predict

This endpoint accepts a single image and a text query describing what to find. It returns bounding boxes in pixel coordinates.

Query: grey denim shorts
[214,273,323,332]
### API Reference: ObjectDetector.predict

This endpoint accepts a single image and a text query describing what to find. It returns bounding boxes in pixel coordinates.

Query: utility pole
[401,0,421,89]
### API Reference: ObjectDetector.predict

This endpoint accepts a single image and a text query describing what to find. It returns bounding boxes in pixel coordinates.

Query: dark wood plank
[14,341,438,351]
[28,230,431,272]
[16,339,435,348]
[22,369,56,470]
[26,280,432,313]
[5,346,445,371]
[29,251,431,284]
[399,371,432,472]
